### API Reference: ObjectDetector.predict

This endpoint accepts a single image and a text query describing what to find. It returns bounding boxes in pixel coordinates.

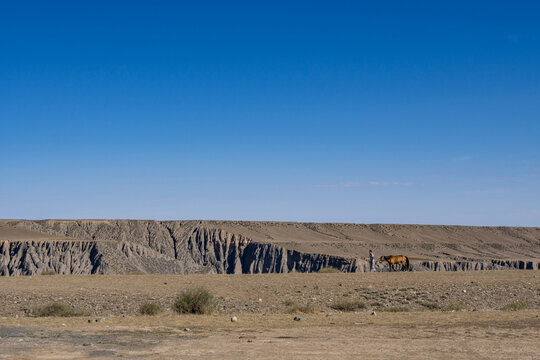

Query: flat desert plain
[1,271,539,359]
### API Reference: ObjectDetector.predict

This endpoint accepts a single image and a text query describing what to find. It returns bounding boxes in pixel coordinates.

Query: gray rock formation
[0,220,538,275]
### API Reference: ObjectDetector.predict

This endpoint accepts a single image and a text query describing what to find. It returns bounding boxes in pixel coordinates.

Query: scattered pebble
[293,316,307,321]
[96,318,105,323]
[231,316,238,322]
[371,311,376,316]
[184,328,190,332]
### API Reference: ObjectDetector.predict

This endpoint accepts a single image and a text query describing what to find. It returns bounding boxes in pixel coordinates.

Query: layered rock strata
[0,220,538,275]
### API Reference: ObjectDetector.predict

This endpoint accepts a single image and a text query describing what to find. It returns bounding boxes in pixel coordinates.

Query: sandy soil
[0,272,539,359]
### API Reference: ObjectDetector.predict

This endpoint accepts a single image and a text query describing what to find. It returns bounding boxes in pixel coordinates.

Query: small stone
[463,290,467,293]
[96,318,105,323]
[371,311,376,316]
[82,343,92,347]
[247,339,253,343]
[258,298,262,302]
[88,319,95,323]
[120,314,126,317]
[231,316,238,322]
[184,327,191,332]
[326,313,333,317]
[293,316,306,321]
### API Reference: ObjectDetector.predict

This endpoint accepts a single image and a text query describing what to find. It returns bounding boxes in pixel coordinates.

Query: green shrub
[330,299,366,312]
[501,301,528,311]
[40,270,57,275]
[33,302,81,317]
[318,267,343,273]
[173,287,215,314]
[139,302,162,315]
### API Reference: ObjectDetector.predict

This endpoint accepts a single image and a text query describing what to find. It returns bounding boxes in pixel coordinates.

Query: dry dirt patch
[0,271,539,359]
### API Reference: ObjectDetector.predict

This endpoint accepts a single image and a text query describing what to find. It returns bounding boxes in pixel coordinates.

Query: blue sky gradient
[1,1,539,225]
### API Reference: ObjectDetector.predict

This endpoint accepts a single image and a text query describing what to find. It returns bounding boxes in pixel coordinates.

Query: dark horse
[379,255,410,271]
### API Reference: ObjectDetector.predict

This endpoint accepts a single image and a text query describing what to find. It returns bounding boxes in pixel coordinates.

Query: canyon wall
[0,220,538,275]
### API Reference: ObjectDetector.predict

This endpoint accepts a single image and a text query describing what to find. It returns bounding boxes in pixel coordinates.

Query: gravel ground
[0,271,538,317]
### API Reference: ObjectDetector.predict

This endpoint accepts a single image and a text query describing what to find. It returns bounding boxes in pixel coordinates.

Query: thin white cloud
[313,180,413,189]
[453,155,471,162]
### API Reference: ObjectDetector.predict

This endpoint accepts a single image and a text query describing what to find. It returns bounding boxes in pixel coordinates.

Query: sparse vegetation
[330,299,366,312]
[40,269,57,275]
[33,302,81,317]
[383,306,411,312]
[139,302,162,315]
[501,301,528,311]
[284,300,316,313]
[443,301,468,312]
[318,267,343,273]
[419,301,440,310]
[173,287,216,314]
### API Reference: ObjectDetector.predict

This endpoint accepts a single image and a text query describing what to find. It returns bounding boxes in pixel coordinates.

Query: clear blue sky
[1,1,539,226]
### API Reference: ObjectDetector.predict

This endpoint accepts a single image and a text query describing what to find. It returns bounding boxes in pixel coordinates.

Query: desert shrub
[283,299,296,307]
[40,270,57,275]
[139,302,162,315]
[33,302,81,317]
[173,287,215,314]
[284,300,315,313]
[383,306,410,312]
[318,267,343,273]
[443,301,468,312]
[418,301,440,310]
[501,301,528,311]
[330,299,366,312]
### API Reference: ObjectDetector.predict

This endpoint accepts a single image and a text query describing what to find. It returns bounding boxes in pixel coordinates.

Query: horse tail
[404,256,410,271]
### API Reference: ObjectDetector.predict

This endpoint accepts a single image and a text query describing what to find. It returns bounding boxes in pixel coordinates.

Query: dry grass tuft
[383,306,411,312]
[501,301,528,311]
[443,301,469,312]
[33,302,82,317]
[40,270,57,275]
[283,299,316,313]
[318,267,343,273]
[173,287,216,314]
[139,302,162,315]
[330,299,366,312]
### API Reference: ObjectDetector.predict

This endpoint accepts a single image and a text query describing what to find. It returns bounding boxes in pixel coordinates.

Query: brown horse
[379,255,410,271]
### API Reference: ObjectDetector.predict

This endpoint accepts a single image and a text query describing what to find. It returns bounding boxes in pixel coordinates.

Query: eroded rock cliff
[0,220,538,275]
